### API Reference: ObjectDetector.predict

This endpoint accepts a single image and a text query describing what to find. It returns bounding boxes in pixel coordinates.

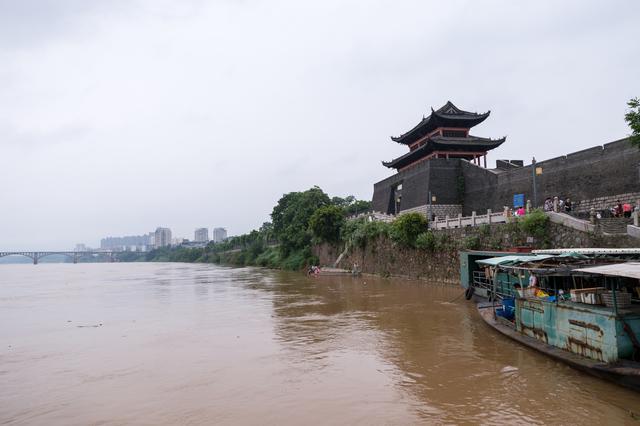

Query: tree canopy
[389,212,429,248]
[331,195,372,216]
[309,205,345,243]
[625,97,640,147]
[271,186,331,255]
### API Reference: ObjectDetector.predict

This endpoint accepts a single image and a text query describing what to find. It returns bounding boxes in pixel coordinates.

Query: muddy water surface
[1,263,639,425]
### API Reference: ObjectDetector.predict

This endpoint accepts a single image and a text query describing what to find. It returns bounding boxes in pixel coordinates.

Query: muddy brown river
[1,263,639,425]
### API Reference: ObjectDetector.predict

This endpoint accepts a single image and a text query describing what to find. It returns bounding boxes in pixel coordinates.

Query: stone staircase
[598,217,633,234]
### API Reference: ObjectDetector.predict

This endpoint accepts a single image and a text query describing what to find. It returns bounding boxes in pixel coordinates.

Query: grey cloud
[0,0,638,250]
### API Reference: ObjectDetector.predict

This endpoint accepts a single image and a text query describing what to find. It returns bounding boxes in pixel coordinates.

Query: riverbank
[314,220,640,284]
[120,211,638,285]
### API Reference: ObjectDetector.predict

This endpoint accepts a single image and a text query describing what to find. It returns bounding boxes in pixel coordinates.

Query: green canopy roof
[476,254,554,267]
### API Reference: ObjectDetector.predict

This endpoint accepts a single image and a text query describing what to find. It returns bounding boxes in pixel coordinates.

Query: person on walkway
[544,197,553,212]
[623,202,632,218]
[615,200,623,217]
[564,198,572,213]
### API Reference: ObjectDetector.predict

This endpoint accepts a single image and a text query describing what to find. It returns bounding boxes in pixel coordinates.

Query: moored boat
[460,249,640,391]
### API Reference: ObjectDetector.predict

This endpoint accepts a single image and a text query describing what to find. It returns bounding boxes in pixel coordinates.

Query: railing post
[487,209,492,224]
[553,196,559,213]
[471,211,476,226]
[634,210,639,227]
[458,213,462,228]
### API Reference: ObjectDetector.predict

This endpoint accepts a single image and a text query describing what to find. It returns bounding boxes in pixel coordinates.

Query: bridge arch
[37,252,75,262]
[0,252,36,262]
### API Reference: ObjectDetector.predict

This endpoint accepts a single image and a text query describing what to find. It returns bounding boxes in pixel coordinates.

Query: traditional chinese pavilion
[372,101,638,220]
[383,101,505,171]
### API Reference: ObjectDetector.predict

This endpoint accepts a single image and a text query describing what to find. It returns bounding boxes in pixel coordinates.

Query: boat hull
[476,301,640,392]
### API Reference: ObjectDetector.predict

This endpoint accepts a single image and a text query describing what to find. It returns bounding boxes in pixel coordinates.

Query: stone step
[598,217,633,234]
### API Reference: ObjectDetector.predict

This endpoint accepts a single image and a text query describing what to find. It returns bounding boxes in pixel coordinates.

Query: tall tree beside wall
[625,97,640,147]
[271,186,331,256]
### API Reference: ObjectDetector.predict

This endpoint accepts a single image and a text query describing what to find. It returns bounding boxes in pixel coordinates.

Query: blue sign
[513,194,525,208]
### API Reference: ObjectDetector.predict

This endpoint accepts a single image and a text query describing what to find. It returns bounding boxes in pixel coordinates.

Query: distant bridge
[0,251,118,265]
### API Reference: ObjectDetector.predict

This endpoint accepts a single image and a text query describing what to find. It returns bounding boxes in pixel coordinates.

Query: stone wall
[400,203,463,219]
[314,220,640,285]
[374,138,640,219]
[574,191,640,214]
[462,138,640,215]
[372,158,463,215]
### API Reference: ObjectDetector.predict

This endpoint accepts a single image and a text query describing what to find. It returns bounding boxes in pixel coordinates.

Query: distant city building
[100,234,151,251]
[194,228,209,242]
[171,237,187,246]
[154,227,172,248]
[212,227,227,243]
[75,243,87,252]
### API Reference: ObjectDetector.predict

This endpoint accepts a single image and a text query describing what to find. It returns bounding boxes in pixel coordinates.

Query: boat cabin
[463,249,640,364]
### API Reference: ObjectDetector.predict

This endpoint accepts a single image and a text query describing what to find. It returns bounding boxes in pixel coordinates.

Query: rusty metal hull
[477,302,640,392]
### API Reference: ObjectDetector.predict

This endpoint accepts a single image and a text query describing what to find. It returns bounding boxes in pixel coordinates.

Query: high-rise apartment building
[194,228,209,242]
[154,227,172,248]
[212,227,227,243]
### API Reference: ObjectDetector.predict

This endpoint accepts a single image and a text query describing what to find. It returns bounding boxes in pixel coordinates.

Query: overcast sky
[1,0,639,250]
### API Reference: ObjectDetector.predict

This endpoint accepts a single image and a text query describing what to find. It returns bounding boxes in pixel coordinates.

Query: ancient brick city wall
[400,203,463,219]
[573,191,640,214]
[462,138,640,215]
[372,158,462,214]
[372,138,639,218]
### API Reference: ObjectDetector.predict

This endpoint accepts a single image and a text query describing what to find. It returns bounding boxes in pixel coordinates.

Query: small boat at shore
[308,266,361,276]
[460,249,640,391]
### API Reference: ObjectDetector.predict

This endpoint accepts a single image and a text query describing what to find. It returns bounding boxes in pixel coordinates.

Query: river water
[1,263,639,425]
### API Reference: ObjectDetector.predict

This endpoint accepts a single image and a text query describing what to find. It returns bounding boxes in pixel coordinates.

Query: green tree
[259,222,274,242]
[309,205,345,243]
[271,186,331,255]
[344,200,372,216]
[331,195,371,216]
[519,208,549,240]
[389,213,429,248]
[625,97,640,147]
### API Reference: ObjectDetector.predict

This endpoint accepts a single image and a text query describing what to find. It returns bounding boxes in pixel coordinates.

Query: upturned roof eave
[382,136,506,169]
[390,106,491,145]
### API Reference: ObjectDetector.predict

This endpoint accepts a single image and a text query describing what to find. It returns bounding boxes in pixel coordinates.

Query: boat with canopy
[459,249,640,391]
